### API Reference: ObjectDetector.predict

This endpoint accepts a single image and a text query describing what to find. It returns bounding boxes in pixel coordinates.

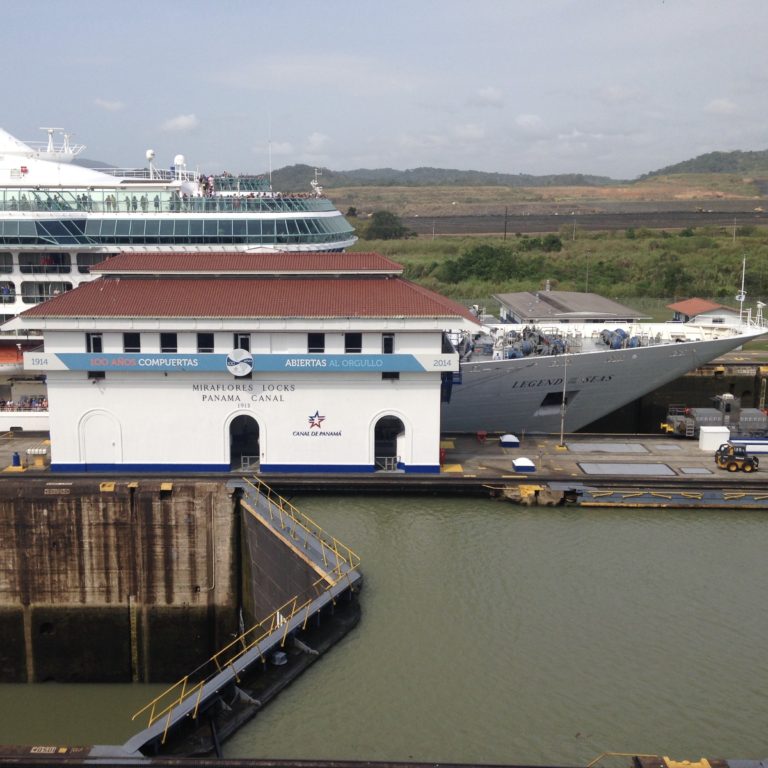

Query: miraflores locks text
[192,382,295,405]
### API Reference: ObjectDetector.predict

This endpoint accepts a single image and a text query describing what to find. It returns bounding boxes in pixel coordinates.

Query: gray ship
[441,320,768,434]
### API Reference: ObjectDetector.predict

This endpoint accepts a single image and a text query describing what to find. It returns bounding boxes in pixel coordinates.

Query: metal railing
[245,478,361,574]
[0,188,339,215]
[375,455,399,471]
[132,591,319,742]
[131,480,360,744]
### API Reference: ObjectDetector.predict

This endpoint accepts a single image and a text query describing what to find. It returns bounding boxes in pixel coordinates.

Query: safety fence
[131,479,360,745]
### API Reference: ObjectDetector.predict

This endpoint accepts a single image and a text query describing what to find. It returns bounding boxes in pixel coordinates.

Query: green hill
[270,164,618,192]
[642,149,768,178]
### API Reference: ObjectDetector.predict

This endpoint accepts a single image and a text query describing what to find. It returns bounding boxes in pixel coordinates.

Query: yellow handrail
[245,478,361,571]
[132,479,361,745]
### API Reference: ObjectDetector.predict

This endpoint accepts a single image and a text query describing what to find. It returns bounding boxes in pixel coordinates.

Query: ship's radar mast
[146,149,156,180]
[42,127,63,153]
[311,168,323,197]
[173,154,186,180]
[736,254,747,323]
[34,127,84,161]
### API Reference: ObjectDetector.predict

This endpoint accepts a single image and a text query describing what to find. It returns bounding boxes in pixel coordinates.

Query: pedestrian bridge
[102,478,361,758]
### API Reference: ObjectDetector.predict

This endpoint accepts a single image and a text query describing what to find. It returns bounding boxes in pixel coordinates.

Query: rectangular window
[382,371,400,380]
[87,371,106,381]
[234,333,250,351]
[308,332,325,353]
[77,253,108,274]
[86,332,103,353]
[123,332,141,353]
[160,333,177,353]
[345,332,362,353]
[0,282,15,302]
[382,333,395,354]
[197,332,215,353]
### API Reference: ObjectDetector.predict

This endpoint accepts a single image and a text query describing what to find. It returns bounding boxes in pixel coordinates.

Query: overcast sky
[4,0,767,179]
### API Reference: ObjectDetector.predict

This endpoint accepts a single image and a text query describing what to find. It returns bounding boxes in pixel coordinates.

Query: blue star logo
[308,410,326,429]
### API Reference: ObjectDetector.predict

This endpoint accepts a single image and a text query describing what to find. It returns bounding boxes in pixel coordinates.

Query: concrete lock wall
[0,480,239,683]
[240,507,325,628]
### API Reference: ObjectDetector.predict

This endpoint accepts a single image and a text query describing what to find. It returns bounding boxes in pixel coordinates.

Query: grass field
[350,225,768,306]
[328,174,763,218]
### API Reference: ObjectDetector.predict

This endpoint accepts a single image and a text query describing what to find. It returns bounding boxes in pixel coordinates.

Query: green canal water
[2,495,768,764]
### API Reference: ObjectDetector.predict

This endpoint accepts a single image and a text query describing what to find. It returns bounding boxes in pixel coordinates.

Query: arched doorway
[79,410,122,469]
[374,415,404,471]
[230,415,260,470]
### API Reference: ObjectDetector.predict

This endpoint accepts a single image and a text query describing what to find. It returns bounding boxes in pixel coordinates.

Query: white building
[9,252,478,473]
[667,298,742,326]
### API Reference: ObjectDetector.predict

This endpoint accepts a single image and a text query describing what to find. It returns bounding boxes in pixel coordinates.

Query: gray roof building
[493,290,649,324]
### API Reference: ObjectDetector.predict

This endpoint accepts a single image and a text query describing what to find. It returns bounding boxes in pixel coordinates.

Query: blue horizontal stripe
[261,463,441,474]
[51,462,442,474]
[260,463,374,473]
[52,463,230,473]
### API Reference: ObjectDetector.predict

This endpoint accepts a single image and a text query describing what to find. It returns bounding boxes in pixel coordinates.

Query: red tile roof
[667,298,734,316]
[93,252,403,274]
[21,277,479,323]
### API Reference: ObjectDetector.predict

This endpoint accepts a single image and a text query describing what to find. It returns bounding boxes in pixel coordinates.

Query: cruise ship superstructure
[0,127,356,323]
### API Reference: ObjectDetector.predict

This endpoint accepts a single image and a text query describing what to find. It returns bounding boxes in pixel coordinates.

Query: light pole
[557,353,568,449]
[585,250,590,293]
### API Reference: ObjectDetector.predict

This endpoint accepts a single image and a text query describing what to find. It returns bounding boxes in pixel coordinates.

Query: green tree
[362,210,411,240]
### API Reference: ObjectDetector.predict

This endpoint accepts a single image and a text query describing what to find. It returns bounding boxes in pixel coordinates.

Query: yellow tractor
[714,443,760,473]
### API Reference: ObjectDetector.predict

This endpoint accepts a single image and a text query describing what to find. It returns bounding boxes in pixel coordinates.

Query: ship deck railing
[0,188,340,215]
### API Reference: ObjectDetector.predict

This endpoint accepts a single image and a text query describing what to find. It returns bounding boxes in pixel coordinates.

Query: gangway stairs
[107,479,362,759]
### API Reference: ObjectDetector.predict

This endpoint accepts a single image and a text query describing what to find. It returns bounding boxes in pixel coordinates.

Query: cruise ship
[0,127,357,324]
[440,315,768,434]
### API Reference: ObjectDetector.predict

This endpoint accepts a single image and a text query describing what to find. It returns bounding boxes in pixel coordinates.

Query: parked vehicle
[714,443,760,473]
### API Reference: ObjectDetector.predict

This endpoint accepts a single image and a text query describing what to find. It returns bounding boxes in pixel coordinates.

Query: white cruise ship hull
[441,326,766,434]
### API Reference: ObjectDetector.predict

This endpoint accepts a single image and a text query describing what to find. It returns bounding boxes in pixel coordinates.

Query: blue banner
[32,351,457,374]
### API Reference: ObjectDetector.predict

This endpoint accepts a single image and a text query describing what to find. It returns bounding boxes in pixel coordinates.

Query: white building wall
[692,309,741,326]
[46,331,86,352]
[45,370,442,472]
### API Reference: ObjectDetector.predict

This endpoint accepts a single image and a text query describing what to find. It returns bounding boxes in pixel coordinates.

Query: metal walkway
[116,479,361,758]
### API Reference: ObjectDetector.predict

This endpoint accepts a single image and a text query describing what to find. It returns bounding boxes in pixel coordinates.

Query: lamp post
[558,353,568,449]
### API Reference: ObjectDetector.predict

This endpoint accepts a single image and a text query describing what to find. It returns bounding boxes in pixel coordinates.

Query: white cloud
[161,114,199,132]
[471,86,503,107]
[454,123,486,141]
[515,114,544,131]
[705,98,737,115]
[210,53,416,95]
[306,132,330,152]
[397,133,451,152]
[95,98,125,112]
[269,142,295,157]
[598,85,636,104]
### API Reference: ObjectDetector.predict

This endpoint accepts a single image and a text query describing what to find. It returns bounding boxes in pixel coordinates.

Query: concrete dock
[2,429,766,507]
